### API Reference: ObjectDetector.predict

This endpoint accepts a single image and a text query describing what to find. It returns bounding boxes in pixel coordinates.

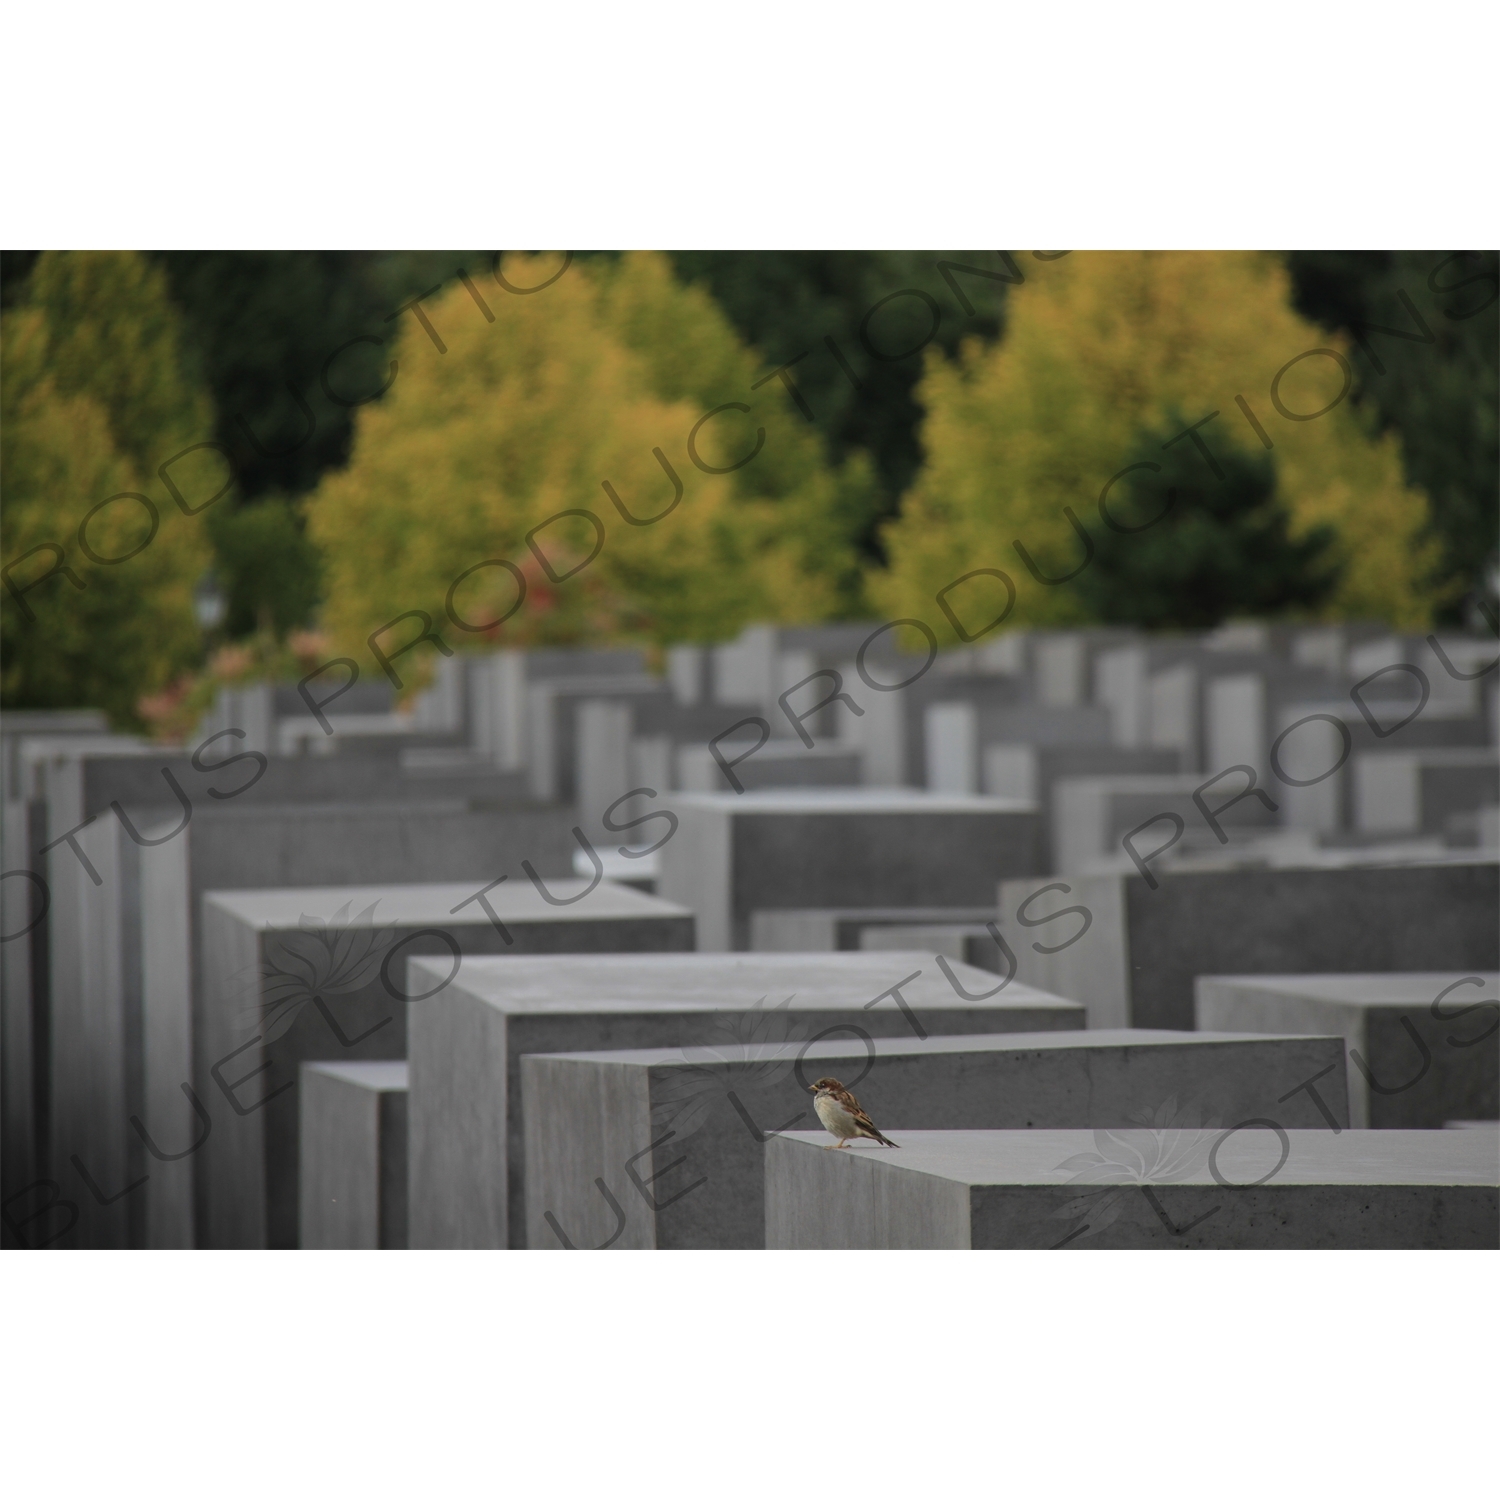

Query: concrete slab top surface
[670,789,1037,813]
[1200,973,1500,1007]
[202,879,692,928]
[409,951,1084,1014]
[529,1028,1332,1068]
[757,907,999,922]
[160,799,479,820]
[772,1130,1500,1186]
[303,1060,410,1090]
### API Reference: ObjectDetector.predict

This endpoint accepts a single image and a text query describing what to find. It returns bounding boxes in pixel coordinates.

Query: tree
[2,263,211,723]
[667,251,1010,556]
[873,251,1441,641]
[149,251,481,636]
[1072,416,1342,629]
[1285,250,1498,623]
[303,253,866,687]
[27,249,212,473]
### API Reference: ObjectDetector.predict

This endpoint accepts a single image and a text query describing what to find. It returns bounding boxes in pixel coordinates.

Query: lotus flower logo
[649,995,810,1142]
[1049,1095,1223,1245]
[241,902,400,1043]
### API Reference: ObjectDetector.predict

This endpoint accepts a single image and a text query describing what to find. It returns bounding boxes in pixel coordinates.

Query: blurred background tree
[1,253,211,722]
[304,253,867,684]
[1285,250,1498,624]
[150,251,479,637]
[1072,416,1342,628]
[873,251,1442,640]
[667,251,1009,560]
[5,247,1494,724]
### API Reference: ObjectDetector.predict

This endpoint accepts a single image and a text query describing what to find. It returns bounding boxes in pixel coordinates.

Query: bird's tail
[865,1127,900,1148]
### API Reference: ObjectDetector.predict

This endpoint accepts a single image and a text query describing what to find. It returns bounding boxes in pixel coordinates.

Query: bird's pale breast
[814,1093,859,1138]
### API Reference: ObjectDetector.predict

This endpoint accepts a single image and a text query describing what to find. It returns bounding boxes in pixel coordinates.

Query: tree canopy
[872,251,1441,641]
[1285,249,1498,622]
[2,253,211,722]
[303,253,873,686]
[1071,416,1342,629]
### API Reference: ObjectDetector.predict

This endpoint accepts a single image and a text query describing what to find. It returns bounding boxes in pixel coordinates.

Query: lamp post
[194,573,226,633]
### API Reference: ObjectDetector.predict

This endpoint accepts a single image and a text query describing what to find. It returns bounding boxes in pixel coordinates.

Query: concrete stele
[765,1128,1500,1249]
[1195,972,1500,1129]
[406,950,1085,1250]
[197,879,694,1250]
[659,789,1041,951]
[300,1060,409,1249]
[523,1027,1349,1249]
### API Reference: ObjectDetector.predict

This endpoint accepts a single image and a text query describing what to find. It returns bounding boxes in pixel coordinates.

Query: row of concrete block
[12,859,1498,1251]
[176,620,1498,855]
[295,953,1498,1251]
[8,763,1497,1247]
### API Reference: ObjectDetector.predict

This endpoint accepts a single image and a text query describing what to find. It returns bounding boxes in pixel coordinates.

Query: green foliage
[875,251,1441,639]
[204,495,323,637]
[149,252,486,641]
[1285,250,1498,620]
[594,253,880,614]
[667,251,1009,555]
[27,250,211,473]
[150,250,479,501]
[1073,417,1342,629]
[1,279,210,724]
[306,253,864,678]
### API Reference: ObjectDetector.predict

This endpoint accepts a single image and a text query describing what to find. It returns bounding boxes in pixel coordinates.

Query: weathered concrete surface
[659,789,1041,951]
[197,880,693,1249]
[524,1028,1348,1249]
[1196,973,1499,1129]
[751,907,997,953]
[300,1061,409,1250]
[859,923,1007,973]
[47,798,579,1249]
[766,1129,1500,1249]
[408,951,1085,1250]
[1000,861,1500,1030]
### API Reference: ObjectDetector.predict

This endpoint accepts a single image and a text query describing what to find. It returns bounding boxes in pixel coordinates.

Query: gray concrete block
[65,799,580,1248]
[1354,749,1499,836]
[1,710,109,801]
[1050,773,1274,875]
[750,908,998,952]
[1196,972,1499,1129]
[525,676,668,802]
[300,1061,408,1249]
[524,1027,1348,1249]
[45,815,145,1248]
[766,1128,1499,1248]
[984,747,1181,873]
[1000,861,1500,1031]
[407,951,1085,1249]
[676,740,862,794]
[197,879,693,1249]
[1274,698,1491,835]
[926,701,1110,794]
[1,795,46,1209]
[859,923,1006,972]
[660,790,1041,951]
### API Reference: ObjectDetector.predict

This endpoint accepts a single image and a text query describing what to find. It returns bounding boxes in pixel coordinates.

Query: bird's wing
[835,1088,882,1134]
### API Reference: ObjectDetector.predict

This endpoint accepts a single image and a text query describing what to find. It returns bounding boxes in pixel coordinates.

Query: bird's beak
[808,1085,816,1093]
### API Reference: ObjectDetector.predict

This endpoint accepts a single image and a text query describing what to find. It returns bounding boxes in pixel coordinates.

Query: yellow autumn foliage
[306,253,872,681]
[872,251,1441,638]
[1,255,213,723]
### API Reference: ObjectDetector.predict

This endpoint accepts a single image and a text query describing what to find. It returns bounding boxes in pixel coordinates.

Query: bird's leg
[837,1139,851,1148]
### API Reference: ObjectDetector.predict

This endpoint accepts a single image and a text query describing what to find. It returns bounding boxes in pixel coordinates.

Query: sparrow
[808,1077,900,1149]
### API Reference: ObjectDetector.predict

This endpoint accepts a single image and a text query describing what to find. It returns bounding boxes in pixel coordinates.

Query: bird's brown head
[810,1077,843,1094]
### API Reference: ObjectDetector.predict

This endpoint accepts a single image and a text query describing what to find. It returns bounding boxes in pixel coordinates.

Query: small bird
[809,1077,900,1149]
